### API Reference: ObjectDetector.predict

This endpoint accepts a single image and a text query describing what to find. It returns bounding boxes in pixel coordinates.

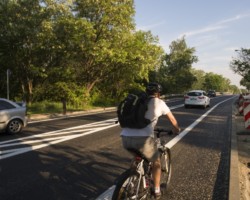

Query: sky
[134,0,250,88]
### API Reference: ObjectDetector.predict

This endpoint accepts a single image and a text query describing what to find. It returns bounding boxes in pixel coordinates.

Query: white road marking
[0,118,118,160]
[166,97,234,149]
[0,119,118,145]
[170,104,184,109]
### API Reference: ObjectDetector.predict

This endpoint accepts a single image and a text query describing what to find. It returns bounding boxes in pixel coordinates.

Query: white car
[0,98,27,134]
[184,90,210,108]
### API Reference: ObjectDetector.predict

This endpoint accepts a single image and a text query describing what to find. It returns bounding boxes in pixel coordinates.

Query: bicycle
[112,128,172,200]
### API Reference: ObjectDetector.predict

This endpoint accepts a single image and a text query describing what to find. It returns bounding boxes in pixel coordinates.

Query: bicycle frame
[112,128,172,200]
[136,159,145,198]
[126,156,149,200]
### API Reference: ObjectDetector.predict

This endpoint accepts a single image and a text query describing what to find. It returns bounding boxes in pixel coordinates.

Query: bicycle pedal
[160,183,167,194]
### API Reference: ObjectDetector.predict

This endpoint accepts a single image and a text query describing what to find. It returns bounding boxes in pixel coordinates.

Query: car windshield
[187,92,202,96]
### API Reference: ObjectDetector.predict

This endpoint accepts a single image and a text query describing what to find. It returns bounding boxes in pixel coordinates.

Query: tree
[0,0,45,101]
[191,69,206,90]
[99,30,164,99]
[154,37,198,94]
[203,72,231,92]
[71,0,136,94]
[0,0,74,102]
[228,85,241,94]
[230,48,250,89]
[240,78,250,90]
[0,0,165,104]
[70,0,164,99]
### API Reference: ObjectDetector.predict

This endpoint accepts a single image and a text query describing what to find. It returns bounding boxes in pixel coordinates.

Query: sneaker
[154,192,162,200]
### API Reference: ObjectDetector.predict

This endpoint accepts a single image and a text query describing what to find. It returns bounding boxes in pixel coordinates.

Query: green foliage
[191,69,206,90]
[230,48,250,89]
[0,0,241,107]
[27,101,63,114]
[152,37,198,94]
[203,72,226,91]
[27,100,94,115]
[191,69,238,93]
[228,85,241,94]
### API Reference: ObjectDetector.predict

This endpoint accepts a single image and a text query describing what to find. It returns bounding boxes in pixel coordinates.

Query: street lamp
[7,69,10,99]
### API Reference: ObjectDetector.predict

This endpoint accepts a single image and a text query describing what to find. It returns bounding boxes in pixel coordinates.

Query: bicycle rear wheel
[112,169,151,200]
[160,149,171,191]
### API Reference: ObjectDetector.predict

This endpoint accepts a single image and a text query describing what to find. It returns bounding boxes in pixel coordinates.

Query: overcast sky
[134,0,250,88]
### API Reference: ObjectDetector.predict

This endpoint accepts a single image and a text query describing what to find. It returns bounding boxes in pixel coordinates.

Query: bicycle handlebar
[154,128,173,138]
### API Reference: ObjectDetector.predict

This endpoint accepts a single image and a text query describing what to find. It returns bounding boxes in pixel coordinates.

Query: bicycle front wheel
[160,149,172,190]
[112,169,150,200]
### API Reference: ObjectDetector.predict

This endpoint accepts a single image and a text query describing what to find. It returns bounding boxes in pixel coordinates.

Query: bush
[27,101,62,114]
[27,99,116,115]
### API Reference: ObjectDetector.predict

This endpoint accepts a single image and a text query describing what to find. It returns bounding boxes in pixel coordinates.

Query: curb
[28,107,117,121]
[229,103,240,200]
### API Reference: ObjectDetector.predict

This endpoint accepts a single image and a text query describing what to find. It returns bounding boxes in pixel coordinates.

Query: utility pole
[7,69,10,99]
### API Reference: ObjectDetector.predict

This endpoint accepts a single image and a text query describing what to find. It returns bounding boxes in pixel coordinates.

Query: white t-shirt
[120,97,171,137]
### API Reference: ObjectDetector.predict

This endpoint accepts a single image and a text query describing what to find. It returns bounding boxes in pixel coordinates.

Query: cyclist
[120,82,180,199]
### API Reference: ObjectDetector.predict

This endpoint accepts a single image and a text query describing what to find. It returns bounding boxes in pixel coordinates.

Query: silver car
[184,90,210,108]
[0,98,27,134]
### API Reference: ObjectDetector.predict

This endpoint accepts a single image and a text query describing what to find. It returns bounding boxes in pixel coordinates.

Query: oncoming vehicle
[112,128,172,200]
[207,90,216,97]
[184,90,210,109]
[0,98,27,134]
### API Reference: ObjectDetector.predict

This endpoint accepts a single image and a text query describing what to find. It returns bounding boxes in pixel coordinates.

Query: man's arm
[165,111,181,134]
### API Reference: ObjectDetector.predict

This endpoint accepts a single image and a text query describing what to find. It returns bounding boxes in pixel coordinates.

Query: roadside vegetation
[0,0,248,114]
[27,101,90,115]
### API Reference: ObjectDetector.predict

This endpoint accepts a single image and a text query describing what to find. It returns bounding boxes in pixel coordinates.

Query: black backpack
[117,92,153,129]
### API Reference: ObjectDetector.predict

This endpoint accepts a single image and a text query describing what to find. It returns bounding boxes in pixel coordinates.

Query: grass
[27,101,99,115]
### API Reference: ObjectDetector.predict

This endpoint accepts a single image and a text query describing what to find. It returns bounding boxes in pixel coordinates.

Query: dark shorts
[121,136,159,161]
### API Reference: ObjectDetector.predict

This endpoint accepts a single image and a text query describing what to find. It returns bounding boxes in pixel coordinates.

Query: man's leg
[152,157,161,191]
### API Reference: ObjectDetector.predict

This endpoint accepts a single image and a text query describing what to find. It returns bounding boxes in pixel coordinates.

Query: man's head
[146,82,162,96]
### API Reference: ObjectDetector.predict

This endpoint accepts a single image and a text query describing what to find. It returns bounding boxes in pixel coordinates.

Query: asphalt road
[0,95,237,200]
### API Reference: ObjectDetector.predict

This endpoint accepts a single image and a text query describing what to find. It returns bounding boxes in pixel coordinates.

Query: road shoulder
[230,103,250,200]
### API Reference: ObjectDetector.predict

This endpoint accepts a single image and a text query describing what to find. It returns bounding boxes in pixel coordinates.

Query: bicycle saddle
[126,148,147,160]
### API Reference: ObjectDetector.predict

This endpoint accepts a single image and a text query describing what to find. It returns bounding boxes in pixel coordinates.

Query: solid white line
[96,186,116,200]
[166,96,235,149]
[170,104,184,109]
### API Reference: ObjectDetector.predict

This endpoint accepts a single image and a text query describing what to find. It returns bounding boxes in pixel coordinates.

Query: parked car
[0,98,27,134]
[184,90,210,108]
[207,90,216,97]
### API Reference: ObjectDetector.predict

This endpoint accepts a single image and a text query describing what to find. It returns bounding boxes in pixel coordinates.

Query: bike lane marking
[0,118,118,160]
[96,96,236,200]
